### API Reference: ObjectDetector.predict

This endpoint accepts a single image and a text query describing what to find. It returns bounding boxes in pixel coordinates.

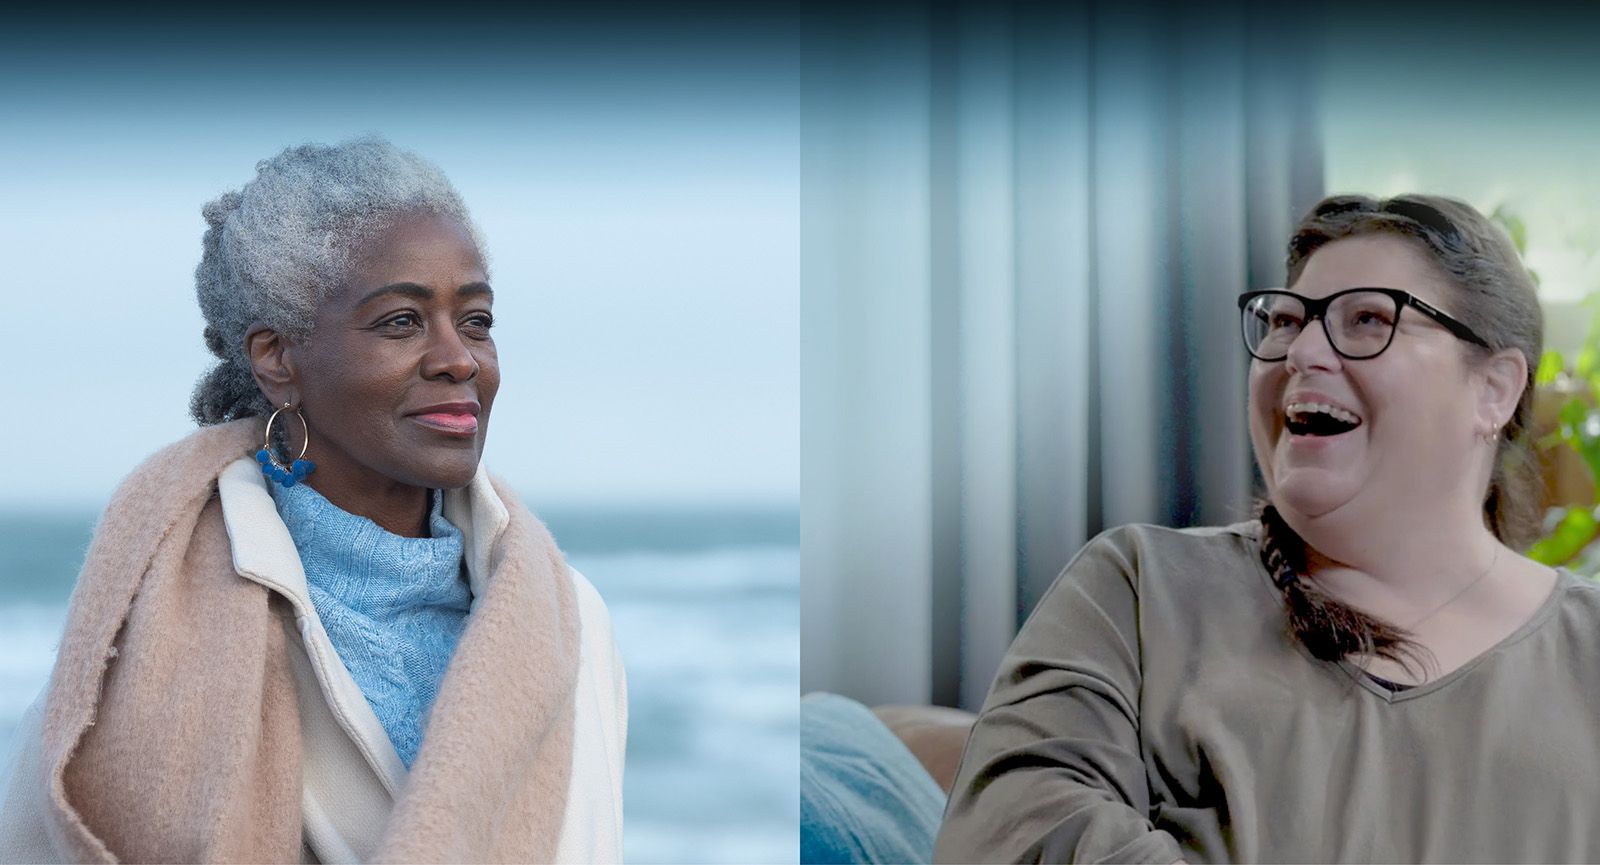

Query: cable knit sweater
[268,482,472,767]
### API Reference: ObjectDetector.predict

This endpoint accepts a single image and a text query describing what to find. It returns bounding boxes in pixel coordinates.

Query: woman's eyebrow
[356,281,493,306]
[357,282,433,306]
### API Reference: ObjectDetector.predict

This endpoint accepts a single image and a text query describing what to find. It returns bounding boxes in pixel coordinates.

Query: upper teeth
[1286,402,1360,424]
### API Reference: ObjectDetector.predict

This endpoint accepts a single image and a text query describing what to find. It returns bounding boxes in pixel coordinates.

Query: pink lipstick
[411,412,478,435]
[407,401,481,437]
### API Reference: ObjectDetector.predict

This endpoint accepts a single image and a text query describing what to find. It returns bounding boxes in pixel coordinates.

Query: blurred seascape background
[0,3,798,862]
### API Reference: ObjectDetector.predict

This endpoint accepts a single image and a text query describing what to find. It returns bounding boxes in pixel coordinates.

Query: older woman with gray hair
[0,136,625,863]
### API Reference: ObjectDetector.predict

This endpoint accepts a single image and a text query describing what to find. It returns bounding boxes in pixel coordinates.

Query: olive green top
[935,522,1600,864]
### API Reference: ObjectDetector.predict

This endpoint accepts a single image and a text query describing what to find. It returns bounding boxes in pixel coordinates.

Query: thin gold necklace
[1401,543,1500,631]
[1360,545,1501,688]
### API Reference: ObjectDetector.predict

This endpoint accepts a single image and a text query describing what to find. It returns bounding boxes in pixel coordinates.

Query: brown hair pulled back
[1263,193,1543,670]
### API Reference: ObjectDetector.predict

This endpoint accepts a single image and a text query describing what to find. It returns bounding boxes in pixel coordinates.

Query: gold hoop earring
[256,403,316,487]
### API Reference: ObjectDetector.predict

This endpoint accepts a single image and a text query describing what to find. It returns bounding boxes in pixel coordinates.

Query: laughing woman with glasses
[935,194,1600,863]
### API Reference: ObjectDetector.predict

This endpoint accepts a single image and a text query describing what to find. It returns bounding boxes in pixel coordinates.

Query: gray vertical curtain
[801,0,1324,709]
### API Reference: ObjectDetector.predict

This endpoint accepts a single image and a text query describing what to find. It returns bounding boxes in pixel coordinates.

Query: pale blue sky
[0,21,798,509]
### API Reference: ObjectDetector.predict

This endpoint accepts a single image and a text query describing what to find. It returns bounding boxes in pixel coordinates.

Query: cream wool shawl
[31,419,578,863]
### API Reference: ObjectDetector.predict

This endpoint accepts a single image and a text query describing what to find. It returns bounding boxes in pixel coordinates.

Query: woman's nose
[1284,316,1342,374]
[422,325,480,382]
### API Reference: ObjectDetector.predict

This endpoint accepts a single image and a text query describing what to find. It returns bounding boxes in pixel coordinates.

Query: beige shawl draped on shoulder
[30,419,579,863]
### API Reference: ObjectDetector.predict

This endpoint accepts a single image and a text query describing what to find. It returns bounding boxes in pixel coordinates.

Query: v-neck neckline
[1243,523,1574,704]
[1335,570,1564,703]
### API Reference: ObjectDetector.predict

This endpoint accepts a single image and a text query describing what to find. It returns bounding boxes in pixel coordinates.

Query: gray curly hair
[190,135,486,425]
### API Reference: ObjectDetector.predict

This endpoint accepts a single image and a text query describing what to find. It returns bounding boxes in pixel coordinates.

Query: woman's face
[293,213,499,493]
[1247,234,1485,525]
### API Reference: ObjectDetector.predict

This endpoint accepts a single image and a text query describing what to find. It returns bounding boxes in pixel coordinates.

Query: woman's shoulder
[75,421,263,596]
[1032,520,1274,623]
[564,566,616,636]
[1091,519,1262,550]
[106,419,263,505]
[1549,567,1600,628]
[1068,520,1265,585]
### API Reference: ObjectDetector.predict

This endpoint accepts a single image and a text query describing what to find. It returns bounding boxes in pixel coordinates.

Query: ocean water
[0,504,799,865]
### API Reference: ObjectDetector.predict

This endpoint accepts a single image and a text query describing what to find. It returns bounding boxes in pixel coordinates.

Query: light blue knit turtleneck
[268,480,473,768]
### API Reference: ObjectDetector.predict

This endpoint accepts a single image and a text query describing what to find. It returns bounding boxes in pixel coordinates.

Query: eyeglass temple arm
[1407,296,1490,348]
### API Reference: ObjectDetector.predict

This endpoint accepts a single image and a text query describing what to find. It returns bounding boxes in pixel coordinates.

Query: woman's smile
[407,402,481,437]
[1279,392,1367,454]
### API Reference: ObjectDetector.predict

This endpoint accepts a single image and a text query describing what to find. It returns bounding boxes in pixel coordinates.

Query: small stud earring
[256,402,316,488]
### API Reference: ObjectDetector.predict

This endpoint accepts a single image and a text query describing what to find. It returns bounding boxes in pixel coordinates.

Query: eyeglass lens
[1242,291,1399,360]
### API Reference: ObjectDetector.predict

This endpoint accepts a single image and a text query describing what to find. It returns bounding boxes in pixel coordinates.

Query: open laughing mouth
[1284,401,1364,438]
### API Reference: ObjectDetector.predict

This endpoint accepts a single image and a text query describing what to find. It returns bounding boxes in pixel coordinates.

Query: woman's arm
[934,531,1184,864]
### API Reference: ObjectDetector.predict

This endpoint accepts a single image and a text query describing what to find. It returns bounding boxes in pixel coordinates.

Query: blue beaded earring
[257,402,316,488]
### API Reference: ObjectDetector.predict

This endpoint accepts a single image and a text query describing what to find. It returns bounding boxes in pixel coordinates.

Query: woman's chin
[407,452,482,490]
[1270,473,1355,520]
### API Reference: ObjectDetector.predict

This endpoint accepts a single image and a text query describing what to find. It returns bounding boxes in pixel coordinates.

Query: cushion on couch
[800,692,947,865]
[868,704,977,795]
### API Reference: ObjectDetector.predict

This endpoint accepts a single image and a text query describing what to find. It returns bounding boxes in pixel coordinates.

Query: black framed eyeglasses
[1237,288,1490,362]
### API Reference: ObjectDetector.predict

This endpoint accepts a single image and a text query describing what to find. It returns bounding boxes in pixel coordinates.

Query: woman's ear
[245,325,301,408]
[1476,347,1528,435]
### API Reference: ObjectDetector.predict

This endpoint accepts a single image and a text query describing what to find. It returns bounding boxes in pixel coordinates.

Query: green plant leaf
[1537,430,1568,450]
[1580,442,1600,487]
[1537,350,1565,386]
[1559,397,1590,437]
[1527,507,1599,565]
[1572,410,1600,483]
[1577,344,1599,380]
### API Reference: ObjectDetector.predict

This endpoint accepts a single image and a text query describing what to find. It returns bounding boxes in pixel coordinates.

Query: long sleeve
[934,530,1184,864]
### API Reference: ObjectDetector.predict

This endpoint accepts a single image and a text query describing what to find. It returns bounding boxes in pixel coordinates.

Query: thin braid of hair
[1257,503,1427,673]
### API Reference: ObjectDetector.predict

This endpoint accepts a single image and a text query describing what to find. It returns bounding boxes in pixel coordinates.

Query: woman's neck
[1289,500,1503,620]
[302,469,431,538]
